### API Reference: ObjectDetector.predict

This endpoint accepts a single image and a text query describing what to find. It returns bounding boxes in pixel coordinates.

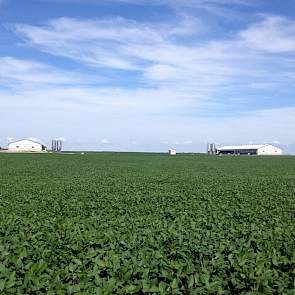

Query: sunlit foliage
[0,153,294,294]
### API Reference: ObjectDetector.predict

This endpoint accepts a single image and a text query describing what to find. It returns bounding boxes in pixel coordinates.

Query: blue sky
[1,0,295,152]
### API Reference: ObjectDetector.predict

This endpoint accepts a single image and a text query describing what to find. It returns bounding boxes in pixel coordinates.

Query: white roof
[8,139,46,147]
[217,144,269,151]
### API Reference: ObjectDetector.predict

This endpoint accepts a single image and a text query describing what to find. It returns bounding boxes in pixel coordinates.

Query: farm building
[8,139,47,152]
[216,144,282,156]
[168,149,177,155]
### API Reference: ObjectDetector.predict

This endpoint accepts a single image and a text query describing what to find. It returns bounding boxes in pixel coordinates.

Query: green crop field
[0,153,294,294]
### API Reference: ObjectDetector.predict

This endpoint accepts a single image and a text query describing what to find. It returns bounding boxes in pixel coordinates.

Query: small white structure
[216,144,282,156]
[8,139,47,152]
[168,149,177,155]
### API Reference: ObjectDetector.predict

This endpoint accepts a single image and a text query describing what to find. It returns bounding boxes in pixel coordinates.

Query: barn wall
[257,145,282,155]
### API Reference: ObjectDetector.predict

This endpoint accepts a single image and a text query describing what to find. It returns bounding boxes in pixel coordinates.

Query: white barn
[216,144,282,156]
[8,139,47,152]
[168,149,177,155]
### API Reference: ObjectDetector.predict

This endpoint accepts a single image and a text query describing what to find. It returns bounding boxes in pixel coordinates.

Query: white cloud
[7,16,261,111]
[136,0,255,8]
[39,0,257,21]
[15,17,165,70]
[0,57,85,85]
[1,90,295,151]
[96,0,259,20]
[4,16,294,113]
[9,15,295,108]
[14,15,295,96]
[100,138,110,144]
[2,13,295,150]
[239,15,295,53]
[207,107,295,145]
[14,16,207,71]
[41,0,254,5]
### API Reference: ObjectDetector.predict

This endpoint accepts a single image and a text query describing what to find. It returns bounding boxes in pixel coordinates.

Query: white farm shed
[216,144,282,156]
[168,149,177,155]
[8,139,47,152]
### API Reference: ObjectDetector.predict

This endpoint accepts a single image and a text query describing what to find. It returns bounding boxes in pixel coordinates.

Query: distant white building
[168,149,177,155]
[216,144,282,156]
[8,139,47,152]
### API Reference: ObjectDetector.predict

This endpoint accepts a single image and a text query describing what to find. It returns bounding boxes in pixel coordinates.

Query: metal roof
[217,144,270,151]
[8,139,47,147]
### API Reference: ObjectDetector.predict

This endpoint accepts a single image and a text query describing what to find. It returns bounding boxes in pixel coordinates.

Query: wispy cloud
[41,0,256,7]
[39,0,258,20]
[239,15,295,53]
[14,16,204,70]
[104,0,259,13]
[2,6,295,150]
[0,57,87,85]
[112,0,257,7]
[13,15,295,110]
